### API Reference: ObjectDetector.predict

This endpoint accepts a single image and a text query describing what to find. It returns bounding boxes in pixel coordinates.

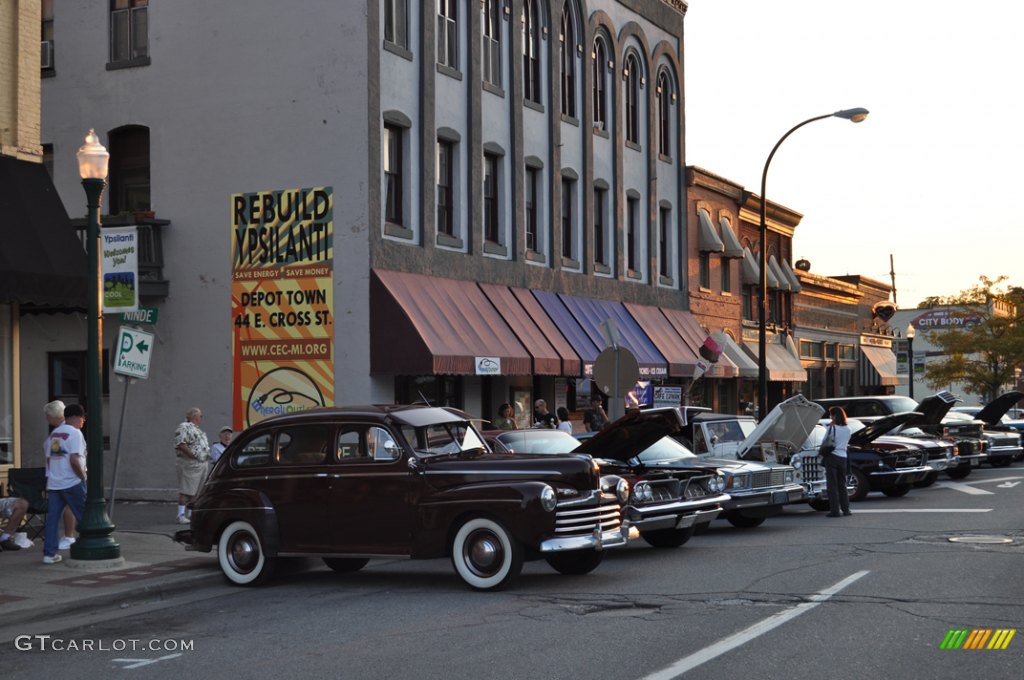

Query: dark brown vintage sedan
[178,405,631,590]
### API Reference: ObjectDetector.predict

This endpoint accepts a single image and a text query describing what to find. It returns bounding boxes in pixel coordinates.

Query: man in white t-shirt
[42,401,88,564]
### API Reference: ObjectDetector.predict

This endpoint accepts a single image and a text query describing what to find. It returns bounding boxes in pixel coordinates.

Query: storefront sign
[860,335,893,349]
[912,309,983,330]
[101,226,139,313]
[475,357,501,375]
[231,186,334,428]
[653,385,682,407]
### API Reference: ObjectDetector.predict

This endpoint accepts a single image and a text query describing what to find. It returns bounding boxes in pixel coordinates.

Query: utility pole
[889,254,897,307]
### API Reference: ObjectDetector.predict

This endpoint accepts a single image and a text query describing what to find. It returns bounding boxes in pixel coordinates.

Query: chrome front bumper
[868,465,932,486]
[722,484,804,510]
[539,524,633,553]
[801,479,829,501]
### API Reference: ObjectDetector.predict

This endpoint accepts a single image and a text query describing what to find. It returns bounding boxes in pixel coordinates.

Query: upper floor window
[108,126,150,213]
[699,252,711,288]
[384,125,404,226]
[437,0,458,70]
[559,3,576,118]
[522,0,541,104]
[561,178,575,259]
[110,0,148,66]
[659,207,670,278]
[626,196,638,272]
[721,258,732,292]
[592,38,607,130]
[525,167,538,251]
[624,53,641,145]
[656,70,673,157]
[484,153,500,243]
[437,140,455,236]
[593,187,606,266]
[482,0,501,87]
[41,0,54,72]
[384,0,408,49]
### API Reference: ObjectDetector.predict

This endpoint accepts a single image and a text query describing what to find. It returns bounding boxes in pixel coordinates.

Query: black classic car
[951,391,1024,466]
[488,409,729,548]
[178,405,631,590]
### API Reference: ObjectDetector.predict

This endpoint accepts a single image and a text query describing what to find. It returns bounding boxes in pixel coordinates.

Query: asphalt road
[6,466,1023,679]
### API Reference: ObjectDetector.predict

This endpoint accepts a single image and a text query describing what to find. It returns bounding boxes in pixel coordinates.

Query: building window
[437,140,454,236]
[627,196,638,272]
[482,0,501,87]
[110,0,148,64]
[592,39,607,130]
[742,286,754,320]
[525,167,538,251]
[48,351,111,414]
[41,0,54,72]
[559,4,576,118]
[561,178,575,259]
[108,126,150,213]
[437,0,458,69]
[625,54,641,144]
[484,153,499,243]
[593,187,606,266]
[721,257,731,292]
[656,70,672,157]
[659,207,670,278]
[699,252,710,288]
[384,0,408,48]
[384,125,403,226]
[522,0,541,104]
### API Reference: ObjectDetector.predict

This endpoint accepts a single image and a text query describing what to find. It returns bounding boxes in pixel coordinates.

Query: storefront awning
[556,293,668,379]
[370,269,532,375]
[510,288,582,376]
[713,330,758,378]
[697,209,725,253]
[780,258,802,293]
[479,283,565,376]
[0,156,87,309]
[741,247,759,285]
[742,339,808,382]
[719,217,745,258]
[768,256,790,291]
[657,307,737,379]
[532,290,600,367]
[860,344,900,387]
[624,303,701,377]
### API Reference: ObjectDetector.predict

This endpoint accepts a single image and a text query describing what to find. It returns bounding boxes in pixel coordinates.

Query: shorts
[176,456,209,496]
[0,496,24,519]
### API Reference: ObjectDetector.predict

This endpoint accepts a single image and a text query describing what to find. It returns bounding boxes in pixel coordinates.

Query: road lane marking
[932,482,994,495]
[112,654,182,669]
[997,482,1020,488]
[851,509,992,513]
[639,570,870,680]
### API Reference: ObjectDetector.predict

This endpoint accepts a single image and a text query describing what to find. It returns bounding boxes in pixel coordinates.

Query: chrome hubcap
[229,533,259,573]
[465,530,503,577]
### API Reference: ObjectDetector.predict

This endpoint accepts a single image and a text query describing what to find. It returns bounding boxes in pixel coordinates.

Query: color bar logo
[940,629,1016,650]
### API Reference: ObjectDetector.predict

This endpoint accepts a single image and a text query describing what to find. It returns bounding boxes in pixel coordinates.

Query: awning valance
[742,339,808,382]
[557,294,668,379]
[718,217,745,258]
[658,307,736,378]
[697,209,725,253]
[624,303,701,378]
[860,344,900,387]
[713,330,758,378]
[0,155,87,309]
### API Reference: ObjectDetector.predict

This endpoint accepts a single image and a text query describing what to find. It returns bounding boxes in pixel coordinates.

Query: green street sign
[120,306,159,325]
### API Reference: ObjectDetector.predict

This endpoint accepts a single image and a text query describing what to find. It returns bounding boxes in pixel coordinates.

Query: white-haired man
[174,407,210,524]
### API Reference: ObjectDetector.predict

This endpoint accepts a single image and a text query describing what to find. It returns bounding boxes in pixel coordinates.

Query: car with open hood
[177,405,631,591]
[815,392,986,478]
[951,391,1024,465]
[676,395,827,510]
[488,409,729,548]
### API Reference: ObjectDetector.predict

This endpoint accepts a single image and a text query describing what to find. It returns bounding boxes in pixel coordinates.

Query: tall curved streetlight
[757,108,869,420]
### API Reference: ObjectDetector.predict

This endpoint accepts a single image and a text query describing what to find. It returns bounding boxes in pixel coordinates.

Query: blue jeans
[44,482,86,557]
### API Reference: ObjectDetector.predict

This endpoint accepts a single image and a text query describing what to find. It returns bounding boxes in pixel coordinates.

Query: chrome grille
[554,498,622,535]
[751,469,787,490]
[801,455,824,482]
[683,475,715,499]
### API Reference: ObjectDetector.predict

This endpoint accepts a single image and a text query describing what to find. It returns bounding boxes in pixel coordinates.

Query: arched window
[624,53,641,144]
[482,0,501,86]
[559,2,576,118]
[522,0,541,103]
[656,69,673,157]
[592,37,607,130]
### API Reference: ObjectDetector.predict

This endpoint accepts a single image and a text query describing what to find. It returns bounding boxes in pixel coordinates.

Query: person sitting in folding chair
[0,495,29,551]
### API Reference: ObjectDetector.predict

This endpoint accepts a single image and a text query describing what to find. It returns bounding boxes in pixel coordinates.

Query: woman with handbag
[822,406,853,517]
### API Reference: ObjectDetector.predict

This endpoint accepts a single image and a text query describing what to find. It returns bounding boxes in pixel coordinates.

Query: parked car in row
[951,391,1024,464]
[177,405,633,590]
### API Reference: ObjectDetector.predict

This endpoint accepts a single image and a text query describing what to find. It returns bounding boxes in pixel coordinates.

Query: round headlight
[791,455,802,470]
[616,478,630,503]
[710,475,725,493]
[540,485,557,512]
[643,483,654,502]
[784,470,795,483]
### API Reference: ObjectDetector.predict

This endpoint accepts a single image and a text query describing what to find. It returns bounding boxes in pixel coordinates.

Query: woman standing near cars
[823,406,853,517]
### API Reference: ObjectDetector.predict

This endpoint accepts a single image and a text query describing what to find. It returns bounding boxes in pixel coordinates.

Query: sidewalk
[0,501,222,634]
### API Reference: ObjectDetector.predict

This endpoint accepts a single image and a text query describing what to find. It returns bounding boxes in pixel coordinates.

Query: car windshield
[635,436,699,464]
[496,430,579,454]
[401,421,488,457]
[705,419,756,443]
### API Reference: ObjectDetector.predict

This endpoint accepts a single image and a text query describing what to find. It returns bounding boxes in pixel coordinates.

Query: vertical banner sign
[101,226,139,313]
[231,187,334,429]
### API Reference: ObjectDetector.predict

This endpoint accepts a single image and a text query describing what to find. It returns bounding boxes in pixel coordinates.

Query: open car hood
[976,391,1024,426]
[736,394,824,460]
[572,407,684,463]
[849,411,922,446]
[909,391,959,425]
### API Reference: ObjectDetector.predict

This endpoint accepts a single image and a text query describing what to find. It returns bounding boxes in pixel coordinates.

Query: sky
[684,1,1024,308]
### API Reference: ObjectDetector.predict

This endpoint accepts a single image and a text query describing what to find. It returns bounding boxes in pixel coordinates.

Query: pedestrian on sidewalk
[174,407,210,524]
[210,425,233,464]
[43,400,80,551]
[42,401,87,564]
[556,407,573,434]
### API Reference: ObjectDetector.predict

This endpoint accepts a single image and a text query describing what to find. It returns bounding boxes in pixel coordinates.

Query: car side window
[235,433,272,467]
[693,426,708,454]
[337,428,366,461]
[275,425,330,465]
[336,426,401,462]
[369,426,400,461]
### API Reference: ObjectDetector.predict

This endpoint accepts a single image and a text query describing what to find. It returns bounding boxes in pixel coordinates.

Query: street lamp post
[757,108,869,420]
[906,322,916,400]
[71,130,120,561]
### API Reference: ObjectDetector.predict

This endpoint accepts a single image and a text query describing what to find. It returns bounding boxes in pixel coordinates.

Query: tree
[918,277,1024,403]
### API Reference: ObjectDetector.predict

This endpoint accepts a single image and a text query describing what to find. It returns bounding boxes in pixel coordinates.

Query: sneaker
[176,515,190,525]
[0,538,21,551]
[43,554,63,564]
[13,533,33,549]
[58,537,76,550]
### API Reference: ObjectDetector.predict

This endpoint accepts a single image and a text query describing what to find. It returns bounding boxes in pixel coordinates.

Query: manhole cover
[948,535,1013,545]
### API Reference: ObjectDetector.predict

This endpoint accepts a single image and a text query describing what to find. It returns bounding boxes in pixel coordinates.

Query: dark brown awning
[623,303,701,377]
[478,283,562,375]
[370,269,532,376]
[0,156,86,309]
[659,307,737,379]
[510,287,582,376]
